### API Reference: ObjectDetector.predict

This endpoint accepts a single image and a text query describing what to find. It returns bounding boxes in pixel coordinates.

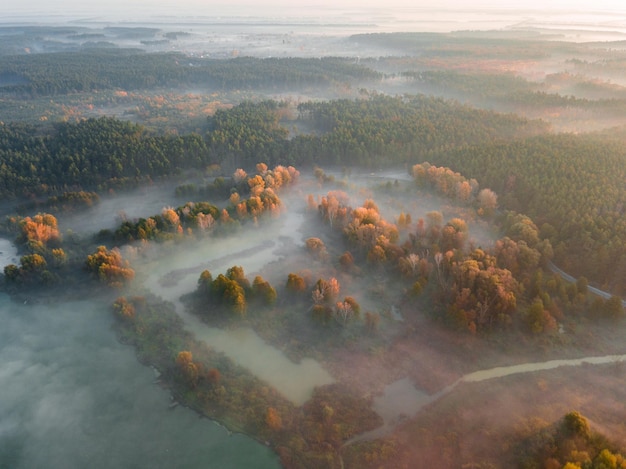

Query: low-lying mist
[0,293,279,468]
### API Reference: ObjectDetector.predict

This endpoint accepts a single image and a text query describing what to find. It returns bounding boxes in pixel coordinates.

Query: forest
[3,94,626,293]
[0,51,381,97]
[3,21,626,469]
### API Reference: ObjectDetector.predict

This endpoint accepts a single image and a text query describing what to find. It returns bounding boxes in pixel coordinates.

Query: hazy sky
[5,0,626,12]
[4,0,626,30]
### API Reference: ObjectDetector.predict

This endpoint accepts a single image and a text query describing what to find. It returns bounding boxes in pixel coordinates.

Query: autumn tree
[3,264,20,283]
[562,411,591,439]
[226,265,250,291]
[319,190,349,229]
[333,296,361,326]
[207,368,221,385]
[446,250,519,332]
[338,251,355,271]
[252,275,277,305]
[344,296,361,317]
[525,297,557,334]
[176,351,199,388]
[161,206,181,233]
[334,300,355,326]
[212,273,247,316]
[307,194,318,211]
[305,237,329,261]
[440,218,468,251]
[5,252,56,285]
[425,211,443,244]
[367,245,387,265]
[310,277,341,324]
[397,212,408,229]
[113,296,136,319]
[265,407,283,431]
[85,246,135,288]
[312,277,340,305]
[18,213,61,247]
[233,168,248,184]
[197,270,213,295]
[50,248,67,267]
[19,253,47,274]
[286,273,307,294]
[477,188,498,217]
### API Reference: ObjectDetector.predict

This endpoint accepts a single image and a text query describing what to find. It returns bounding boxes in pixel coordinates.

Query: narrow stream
[347,353,626,445]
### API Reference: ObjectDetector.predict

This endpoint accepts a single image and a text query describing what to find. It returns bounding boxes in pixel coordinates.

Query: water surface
[0,294,280,469]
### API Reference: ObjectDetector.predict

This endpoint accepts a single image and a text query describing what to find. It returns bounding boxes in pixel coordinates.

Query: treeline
[4,97,626,294]
[207,100,290,168]
[111,163,298,242]
[3,163,297,290]
[0,95,546,199]
[291,94,547,166]
[402,70,626,114]
[403,70,536,101]
[2,212,134,288]
[16,191,100,214]
[0,117,210,198]
[0,50,381,97]
[423,133,626,293]
[196,266,277,318]
[349,31,581,60]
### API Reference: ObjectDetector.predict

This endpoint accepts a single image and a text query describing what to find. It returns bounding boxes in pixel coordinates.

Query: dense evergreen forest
[0,95,545,198]
[0,50,381,97]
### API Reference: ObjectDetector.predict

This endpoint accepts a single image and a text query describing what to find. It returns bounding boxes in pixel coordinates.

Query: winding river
[138,209,335,406]
[4,172,626,464]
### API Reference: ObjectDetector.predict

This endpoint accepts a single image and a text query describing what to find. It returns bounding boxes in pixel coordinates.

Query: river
[347,353,626,445]
[138,208,335,406]
[0,293,281,469]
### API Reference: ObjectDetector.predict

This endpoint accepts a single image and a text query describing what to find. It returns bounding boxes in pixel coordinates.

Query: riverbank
[112,294,383,468]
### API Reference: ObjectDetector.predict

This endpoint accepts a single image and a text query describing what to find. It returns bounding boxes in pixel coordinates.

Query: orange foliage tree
[265,407,283,431]
[85,246,135,288]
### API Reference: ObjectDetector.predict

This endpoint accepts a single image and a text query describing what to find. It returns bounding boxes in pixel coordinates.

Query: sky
[3,0,626,29]
[4,0,626,12]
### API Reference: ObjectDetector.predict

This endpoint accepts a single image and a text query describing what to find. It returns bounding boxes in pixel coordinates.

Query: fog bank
[0,294,280,468]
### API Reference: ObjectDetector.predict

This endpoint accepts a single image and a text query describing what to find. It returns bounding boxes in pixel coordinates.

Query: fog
[57,183,192,236]
[3,3,626,467]
[136,199,335,405]
[0,294,280,468]
[0,238,19,271]
[4,166,626,466]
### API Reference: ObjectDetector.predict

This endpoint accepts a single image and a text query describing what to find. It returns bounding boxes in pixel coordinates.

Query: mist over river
[0,293,280,468]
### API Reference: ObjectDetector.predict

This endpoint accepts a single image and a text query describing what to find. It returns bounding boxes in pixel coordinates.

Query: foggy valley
[3,3,626,469]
